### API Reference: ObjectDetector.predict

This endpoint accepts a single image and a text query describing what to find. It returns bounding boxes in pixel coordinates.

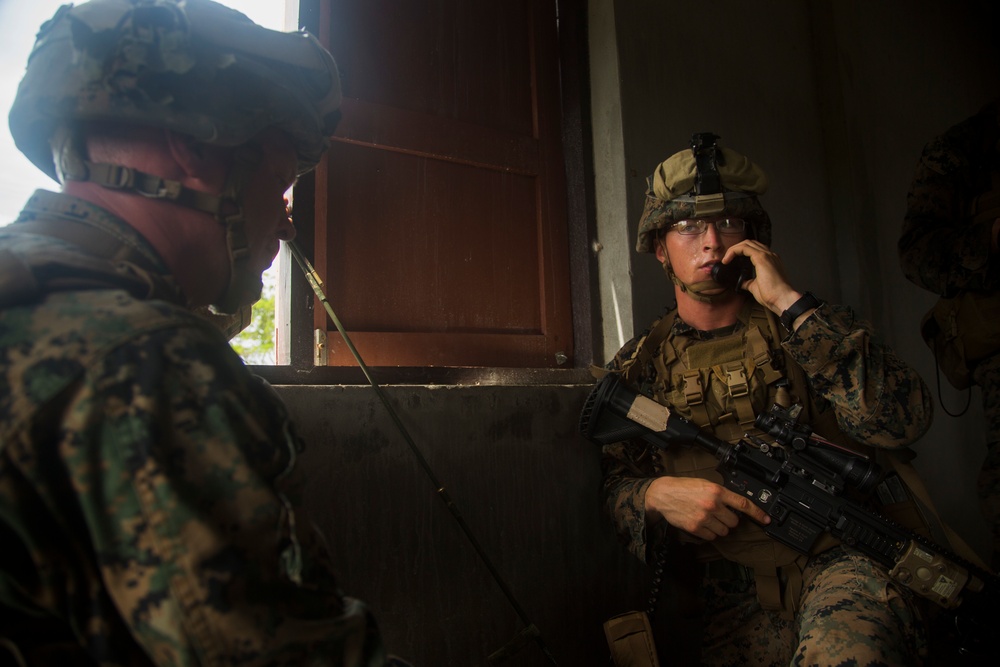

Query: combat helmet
[7,0,343,313]
[636,133,770,302]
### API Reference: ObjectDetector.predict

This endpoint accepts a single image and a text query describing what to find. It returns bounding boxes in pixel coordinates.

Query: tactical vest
[619,301,872,614]
[0,207,250,339]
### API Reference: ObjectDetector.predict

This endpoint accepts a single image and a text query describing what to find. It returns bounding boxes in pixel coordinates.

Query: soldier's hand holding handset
[723,240,818,332]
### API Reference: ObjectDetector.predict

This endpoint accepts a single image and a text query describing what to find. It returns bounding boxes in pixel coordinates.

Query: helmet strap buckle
[134,174,183,201]
[89,163,137,190]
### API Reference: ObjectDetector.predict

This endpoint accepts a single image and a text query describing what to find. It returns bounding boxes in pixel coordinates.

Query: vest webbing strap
[621,312,677,391]
[720,360,755,427]
[2,220,183,307]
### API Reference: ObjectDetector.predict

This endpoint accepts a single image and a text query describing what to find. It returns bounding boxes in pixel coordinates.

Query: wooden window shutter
[311,0,573,367]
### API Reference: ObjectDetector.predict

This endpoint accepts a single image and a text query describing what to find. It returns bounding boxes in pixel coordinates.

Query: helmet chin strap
[51,126,262,314]
[661,259,731,304]
[211,144,263,314]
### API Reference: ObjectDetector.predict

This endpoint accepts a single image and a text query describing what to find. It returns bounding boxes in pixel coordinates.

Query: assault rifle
[579,373,999,661]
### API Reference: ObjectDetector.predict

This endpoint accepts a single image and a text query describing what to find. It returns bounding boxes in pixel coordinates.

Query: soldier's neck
[675,289,747,332]
[63,181,229,307]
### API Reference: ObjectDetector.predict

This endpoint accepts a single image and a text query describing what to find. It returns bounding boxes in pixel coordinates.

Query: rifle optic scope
[754,411,883,494]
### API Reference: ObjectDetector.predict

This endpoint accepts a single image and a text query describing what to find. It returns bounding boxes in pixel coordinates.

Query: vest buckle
[682,370,704,405]
[724,362,749,398]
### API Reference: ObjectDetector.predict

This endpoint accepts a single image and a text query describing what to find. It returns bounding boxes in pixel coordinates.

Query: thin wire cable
[287,240,557,665]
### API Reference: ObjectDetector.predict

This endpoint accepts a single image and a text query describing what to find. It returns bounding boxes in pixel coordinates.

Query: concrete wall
[277,383,646,666]
[275,1,1000,664]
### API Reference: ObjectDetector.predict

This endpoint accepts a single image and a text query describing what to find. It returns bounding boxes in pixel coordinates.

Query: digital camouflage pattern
[698,546,926,666]
[8,0,343,180]
[6,0,346,318]
[0,192,386,666]
[900,99,1000,296]
[900,98,1000,569]
[600,301,931,662]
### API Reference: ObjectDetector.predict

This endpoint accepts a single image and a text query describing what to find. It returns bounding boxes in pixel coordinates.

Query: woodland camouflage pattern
[0,192,385,665]
[600,302,932,664]
[900,98,1000,569]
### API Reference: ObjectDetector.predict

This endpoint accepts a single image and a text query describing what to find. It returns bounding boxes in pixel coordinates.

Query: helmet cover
[9,0,343,179]
[636,136,772,253]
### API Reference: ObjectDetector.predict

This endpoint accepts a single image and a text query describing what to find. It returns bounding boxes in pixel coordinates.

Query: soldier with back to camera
[900,98,1000,572]
[0,1,405,664]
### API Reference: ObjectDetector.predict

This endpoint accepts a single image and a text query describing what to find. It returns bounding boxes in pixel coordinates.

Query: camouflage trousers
[696,546,926,666]
[973,354,1000,571]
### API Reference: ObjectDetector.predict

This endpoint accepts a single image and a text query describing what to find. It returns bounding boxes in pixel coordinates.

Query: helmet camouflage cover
[8,0,343,180]
[636,136,772,252]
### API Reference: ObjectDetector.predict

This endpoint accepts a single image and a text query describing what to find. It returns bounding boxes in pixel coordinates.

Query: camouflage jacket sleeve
[600,440,661,563]
[782,303,933,449]
[598,333,665,563]
[67,324,387,666]
[899,101,1000,295]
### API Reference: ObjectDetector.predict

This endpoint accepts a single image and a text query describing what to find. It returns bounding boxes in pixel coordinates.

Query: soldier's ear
[655,239,668,264]
[165,130,228,192]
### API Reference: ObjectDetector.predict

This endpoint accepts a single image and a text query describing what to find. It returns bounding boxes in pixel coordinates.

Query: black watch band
[779,292,821,331]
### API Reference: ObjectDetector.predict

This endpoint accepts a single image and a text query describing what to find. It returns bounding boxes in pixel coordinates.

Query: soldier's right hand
[643,475,770,541]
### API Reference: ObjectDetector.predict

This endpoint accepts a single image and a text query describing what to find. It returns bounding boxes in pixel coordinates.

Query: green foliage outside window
[230,271,277,365]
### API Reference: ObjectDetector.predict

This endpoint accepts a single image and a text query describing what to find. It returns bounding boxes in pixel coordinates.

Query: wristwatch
[779,292,821,331]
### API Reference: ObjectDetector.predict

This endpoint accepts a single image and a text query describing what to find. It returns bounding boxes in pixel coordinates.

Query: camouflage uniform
[601,302,932,665]
[0,191,386,665]
[899,98,1000,569]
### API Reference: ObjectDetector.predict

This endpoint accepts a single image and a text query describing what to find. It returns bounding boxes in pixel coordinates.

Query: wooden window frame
[255,0,595,385]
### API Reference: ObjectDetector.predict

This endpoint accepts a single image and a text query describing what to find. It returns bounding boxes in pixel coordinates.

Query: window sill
[251,365,596,387]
